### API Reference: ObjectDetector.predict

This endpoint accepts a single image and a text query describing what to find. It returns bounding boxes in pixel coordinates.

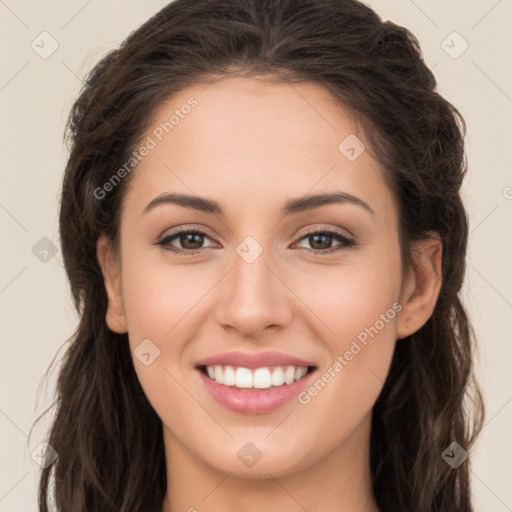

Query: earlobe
[96,235,128,334]
[396,236,443,340]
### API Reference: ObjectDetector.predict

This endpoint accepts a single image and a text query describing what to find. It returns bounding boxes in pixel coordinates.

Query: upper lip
[195,350,317,369]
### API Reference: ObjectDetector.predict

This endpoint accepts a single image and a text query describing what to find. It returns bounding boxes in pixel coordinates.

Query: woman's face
[98,77,437,478]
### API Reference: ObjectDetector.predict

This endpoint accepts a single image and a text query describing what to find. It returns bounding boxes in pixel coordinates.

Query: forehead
[122,76,396,222]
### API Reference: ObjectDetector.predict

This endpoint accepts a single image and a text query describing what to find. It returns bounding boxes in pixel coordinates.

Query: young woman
[32,0,484,510]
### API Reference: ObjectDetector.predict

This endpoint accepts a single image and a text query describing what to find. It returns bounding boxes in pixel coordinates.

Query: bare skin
[97,77,442,512]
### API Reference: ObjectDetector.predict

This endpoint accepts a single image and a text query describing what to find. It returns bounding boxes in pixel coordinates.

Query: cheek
[119,247,216,404]
[296,243,402,343]
[293,244,402,420]
[118,252,204,424]
[120,247,204,342]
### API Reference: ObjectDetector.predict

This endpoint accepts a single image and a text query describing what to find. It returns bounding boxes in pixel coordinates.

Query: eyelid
[293,224,355,243]
[156,224,219,243]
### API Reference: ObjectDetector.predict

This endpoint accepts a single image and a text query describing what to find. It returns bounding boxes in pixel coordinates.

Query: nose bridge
[214,234,292,335]
[233,237,273,296]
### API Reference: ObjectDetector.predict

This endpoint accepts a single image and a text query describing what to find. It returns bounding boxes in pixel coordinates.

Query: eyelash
[155,227,357,256]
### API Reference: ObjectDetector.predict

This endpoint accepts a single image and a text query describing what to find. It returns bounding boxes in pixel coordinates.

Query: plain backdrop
[0,1,511,510]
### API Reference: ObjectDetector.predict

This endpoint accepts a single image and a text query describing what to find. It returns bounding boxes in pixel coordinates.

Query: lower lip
[197,369,316,414]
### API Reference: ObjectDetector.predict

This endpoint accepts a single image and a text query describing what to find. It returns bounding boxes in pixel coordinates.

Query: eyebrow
[142,191,374,217]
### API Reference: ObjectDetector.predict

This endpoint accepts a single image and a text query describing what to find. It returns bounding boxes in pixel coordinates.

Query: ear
[96,235,128,333]
[396,234,442,340]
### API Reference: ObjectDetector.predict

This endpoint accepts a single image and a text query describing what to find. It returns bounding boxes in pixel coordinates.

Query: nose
[214,244,293,340]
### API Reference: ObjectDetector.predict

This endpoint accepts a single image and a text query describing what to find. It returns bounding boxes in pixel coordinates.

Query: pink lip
[197,368,317,415]
[195,350,316,369]
[195,351,318,414]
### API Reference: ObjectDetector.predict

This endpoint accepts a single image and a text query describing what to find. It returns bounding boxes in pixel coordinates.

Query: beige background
[0,1,510,510]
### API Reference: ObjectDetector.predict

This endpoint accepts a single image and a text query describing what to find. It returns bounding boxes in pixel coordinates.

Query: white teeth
[295,367,308,380]
[204,364,310,389]
[284,366,295,385]
[271,367,285,386]
[223,365,236,386]
[235,367,253,388]
[253,368,272,389]
[214,365,223,382]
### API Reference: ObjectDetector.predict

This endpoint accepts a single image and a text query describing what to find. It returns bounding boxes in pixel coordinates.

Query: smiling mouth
[197,364,317,390]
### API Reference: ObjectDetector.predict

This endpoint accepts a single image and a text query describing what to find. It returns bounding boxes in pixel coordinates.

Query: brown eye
[156,227,356,256]
[156,229,216,253]
[177,232,205,250]
[294,230,356,254]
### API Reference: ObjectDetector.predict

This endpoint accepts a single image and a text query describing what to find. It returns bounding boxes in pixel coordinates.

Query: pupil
[311,233,331,249]
[182,233,203,249]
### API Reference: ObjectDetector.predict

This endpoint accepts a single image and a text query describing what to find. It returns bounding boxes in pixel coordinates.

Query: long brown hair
[30,0,484,510]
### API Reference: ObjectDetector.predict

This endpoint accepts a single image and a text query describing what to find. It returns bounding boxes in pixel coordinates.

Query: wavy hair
[31,0,484,510]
